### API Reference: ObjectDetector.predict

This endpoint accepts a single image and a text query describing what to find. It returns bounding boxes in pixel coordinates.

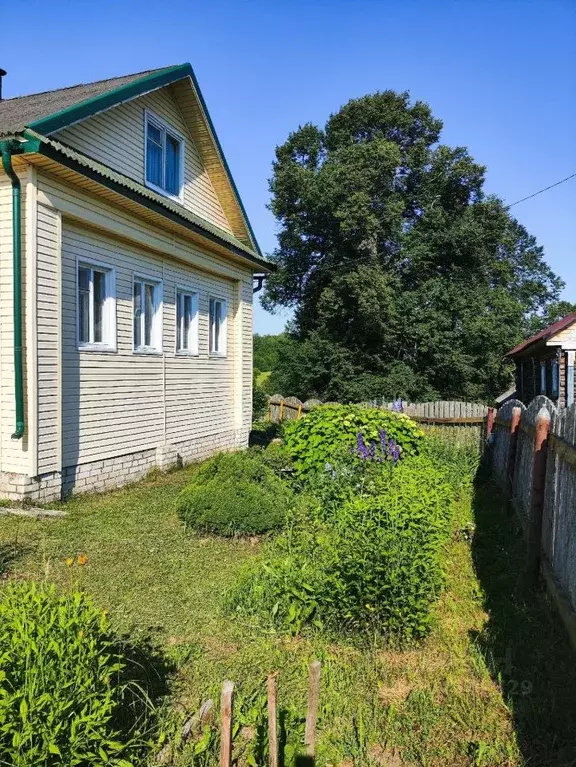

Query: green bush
[0,582,143,766]
[283,404,425,476]
[230,456,453,641]
[176,449,293,536]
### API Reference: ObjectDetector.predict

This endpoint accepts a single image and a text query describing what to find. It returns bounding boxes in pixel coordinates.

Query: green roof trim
[21,133,272,272]
[25,62,263,257]
[27,64,190,135]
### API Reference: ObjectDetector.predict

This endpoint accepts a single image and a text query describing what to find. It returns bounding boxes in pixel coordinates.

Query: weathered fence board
[491,399,525,488]
[491,395,576,650]
[542,403,576,615]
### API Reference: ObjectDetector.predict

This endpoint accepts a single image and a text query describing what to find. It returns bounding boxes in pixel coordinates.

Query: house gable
[54,84,234,236]
[0,64,261,257]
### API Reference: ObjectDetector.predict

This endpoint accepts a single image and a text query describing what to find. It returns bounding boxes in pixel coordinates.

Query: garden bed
[1,441,575,765]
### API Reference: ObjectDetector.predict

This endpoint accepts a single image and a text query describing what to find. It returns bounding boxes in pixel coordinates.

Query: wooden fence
[492,396,576,649]
[268,395,491,449]
[156,661,322,765]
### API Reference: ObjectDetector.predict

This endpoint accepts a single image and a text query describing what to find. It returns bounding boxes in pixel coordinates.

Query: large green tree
[263,92,565,403]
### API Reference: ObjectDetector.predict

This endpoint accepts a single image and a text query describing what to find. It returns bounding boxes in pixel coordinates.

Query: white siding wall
[55,86,233,235]
[0,170,31,474]
[36,203,61,474]
[34,171,253,475]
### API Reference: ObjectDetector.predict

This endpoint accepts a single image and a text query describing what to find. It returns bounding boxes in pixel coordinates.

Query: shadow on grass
[471,462,576,767]
[249,421,282,447]
[0,542,31,578]
[112,633,176,744]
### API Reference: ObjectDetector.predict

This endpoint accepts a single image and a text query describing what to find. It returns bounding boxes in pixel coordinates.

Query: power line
[507,172,576,208]
[270,173,576,280]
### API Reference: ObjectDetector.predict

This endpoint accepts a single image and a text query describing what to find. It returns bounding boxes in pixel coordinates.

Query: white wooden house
[0,64,270,501]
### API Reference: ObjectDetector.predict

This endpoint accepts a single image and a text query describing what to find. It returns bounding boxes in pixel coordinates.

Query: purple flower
[368,440,376,459]
[379,429,388,454]
[356,432,369,459]
[392,398,404,412]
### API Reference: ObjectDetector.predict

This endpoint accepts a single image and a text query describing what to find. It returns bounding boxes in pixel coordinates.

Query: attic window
[145,110,184,200]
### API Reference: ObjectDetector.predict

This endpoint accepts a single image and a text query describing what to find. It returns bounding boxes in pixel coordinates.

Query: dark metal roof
[0,67,173,137]
[505,312,576,357]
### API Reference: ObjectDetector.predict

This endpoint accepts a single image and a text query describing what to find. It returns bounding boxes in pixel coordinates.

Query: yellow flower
[65,557,75,567]
[77,553,88,567]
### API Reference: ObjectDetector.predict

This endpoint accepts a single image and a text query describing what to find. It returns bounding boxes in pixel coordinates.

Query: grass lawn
[1,465,575,766]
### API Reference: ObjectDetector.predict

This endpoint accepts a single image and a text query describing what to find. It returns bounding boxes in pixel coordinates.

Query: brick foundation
[0,427,249,503]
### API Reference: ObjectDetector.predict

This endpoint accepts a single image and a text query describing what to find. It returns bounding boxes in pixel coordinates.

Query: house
[505,312,576,408]
[0,64,271,502]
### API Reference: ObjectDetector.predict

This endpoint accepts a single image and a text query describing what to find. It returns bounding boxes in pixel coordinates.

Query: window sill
[134,347,163,356]
[144,179,183,205]
[209,352,227,359]
[176,349,200,357]
[78,343,117,353]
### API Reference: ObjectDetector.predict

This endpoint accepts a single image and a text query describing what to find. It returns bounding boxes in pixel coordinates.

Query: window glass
[209,298,226,355]
[78,264,114,349]
[145,114,182,197]
[165,134,181,196]
[134,278,161,351]
[78,266,90,344]
[93,270,105,343]
[146,123,163,187]
[144,283,154,347]
[176,292,197,352]
[133,281,142,349]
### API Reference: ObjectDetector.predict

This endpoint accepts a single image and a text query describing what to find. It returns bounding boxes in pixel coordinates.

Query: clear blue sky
[3,0,575,334]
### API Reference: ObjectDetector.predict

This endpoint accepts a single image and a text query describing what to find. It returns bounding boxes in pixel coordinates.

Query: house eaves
[20,132,273,272]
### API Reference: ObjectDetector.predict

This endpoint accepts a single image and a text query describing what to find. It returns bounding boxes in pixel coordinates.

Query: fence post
[525,407,551,587]
[219,681,234,767]
[267,674,278,767]
[506,406,522,502]
[304,661,321,757]
[486,407,495,440]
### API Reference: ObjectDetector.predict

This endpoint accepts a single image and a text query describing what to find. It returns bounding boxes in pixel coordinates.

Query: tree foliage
[263,91,565,402]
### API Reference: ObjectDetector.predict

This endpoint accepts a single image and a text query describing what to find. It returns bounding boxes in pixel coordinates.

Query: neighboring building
[0,64,271,502]
[505,313,576,408]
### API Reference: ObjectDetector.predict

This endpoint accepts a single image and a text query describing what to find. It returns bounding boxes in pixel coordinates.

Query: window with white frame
[145,111,184,199]
[77,262,116,350]
[176,290,199,354]
[209,297,227,356]
[133,276,162,352]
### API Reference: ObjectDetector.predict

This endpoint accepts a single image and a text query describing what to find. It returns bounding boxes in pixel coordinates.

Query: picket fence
[492,396,576,649]
[268,395,491,448]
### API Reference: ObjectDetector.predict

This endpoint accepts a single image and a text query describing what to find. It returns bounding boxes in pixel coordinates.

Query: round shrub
[283,404,425,476]
[230,455,453,641]
[0,582,140,766]
[176,449,293,535]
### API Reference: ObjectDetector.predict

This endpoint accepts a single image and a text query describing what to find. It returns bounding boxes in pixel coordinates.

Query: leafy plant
[283,404,424,476]
[422,431,481,493]
[230,456,453,641]
[0,582,146,766]
[176,449,293,536]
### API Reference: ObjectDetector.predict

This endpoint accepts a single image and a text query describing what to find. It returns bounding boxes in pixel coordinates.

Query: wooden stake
[267,674,278,767]
[304,661,321,757]
[220,681,234,767]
